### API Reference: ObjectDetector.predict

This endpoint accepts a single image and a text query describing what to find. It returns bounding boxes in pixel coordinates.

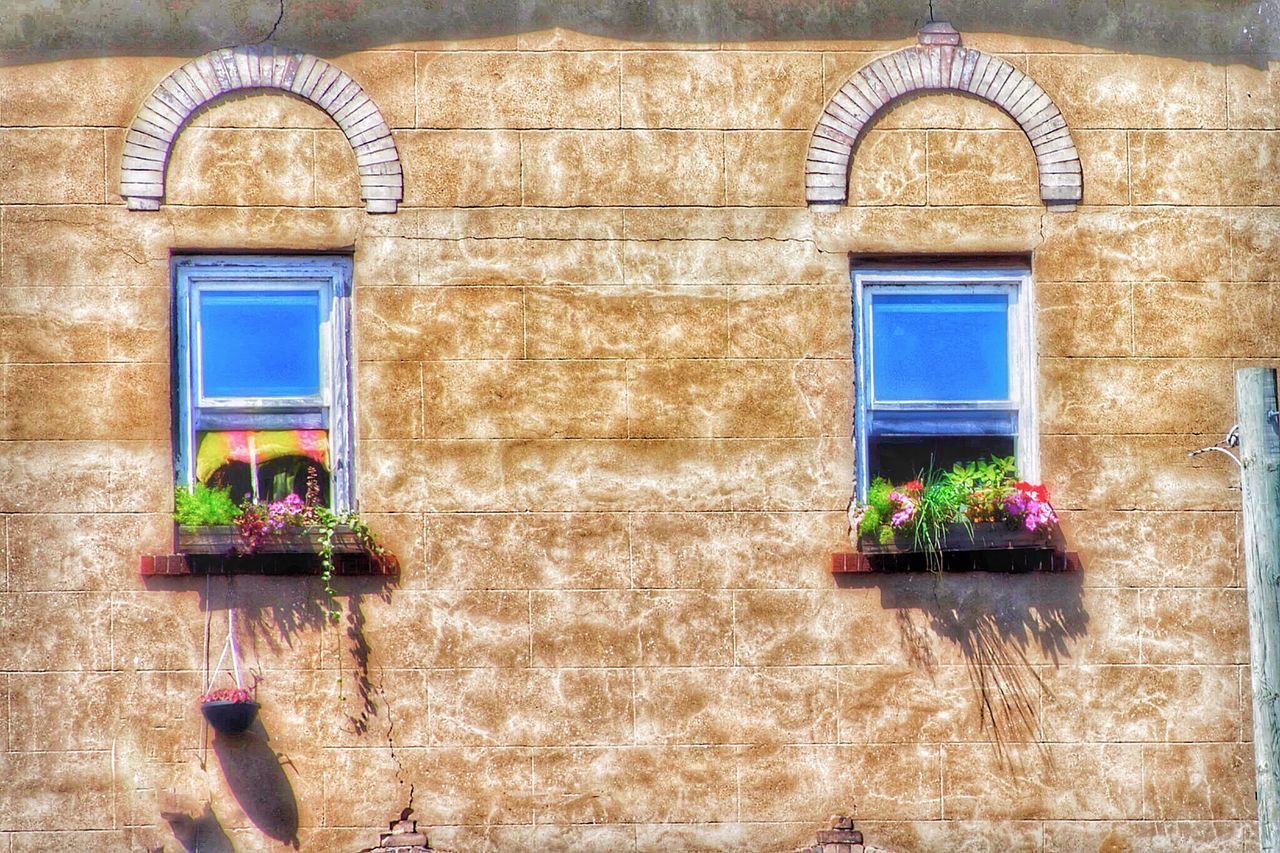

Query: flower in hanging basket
[199,687,259,735]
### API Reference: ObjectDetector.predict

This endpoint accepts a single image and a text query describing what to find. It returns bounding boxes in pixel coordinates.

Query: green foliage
[942,454,1017,522]
[865,478,893,514]
[857,504,883,539]
[173,484,241,527]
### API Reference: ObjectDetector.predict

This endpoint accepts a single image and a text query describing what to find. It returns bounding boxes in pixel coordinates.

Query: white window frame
[852,265,1038,499]
[174,255,355,510]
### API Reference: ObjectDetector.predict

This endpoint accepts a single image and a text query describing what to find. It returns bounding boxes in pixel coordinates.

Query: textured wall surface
[0,7,1277,852]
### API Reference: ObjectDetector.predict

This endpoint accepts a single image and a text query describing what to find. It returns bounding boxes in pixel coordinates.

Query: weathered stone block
[0,205,171,289]
[725,130,810,206]
[422,360,628,439]
[0,441,170,513]
[738,744,941,822]
[629,510,847,589]
[623,238,837,286]
[636,590,735,666]
[0,751,115,831]
[1227,60,1277,129]
[1039,358,1234,435]
[8,512,171,591]
[622,52,823,129]
[356,286,524,361]
[358,590,530,667]
[626,358,850,438]
[944,743,1143,819]
[849,129,928,205]
[1040,665,1240,743]
[1026,54,1226,129]
[1141,588,1249,665]
[526,286,726,359]
[837,665,1017,745]
[322,746,535,826]
[0,592,113,672]
[534,745,739,823]
[357,360,423,440]
[1042,819,1255,852]
[165,127,315,206]
[521,130,723,206]
[1035,208,1230,283]
[1042,435,1237,511]
[927,129,1039,206]
[421,511,629,591]
[733,590,902,666]
[1230,208,1280,281]
[0,56,177,127]
[0,286,168,364]
[1134,282,1280,356]
[634,666,838,745]
[1058,510,1238,589]
[1,363,170,441]
[0,128,104,203]
[729,285,852,359]
[1036,281,1131,357]
[1130,130,1279,205]
[415,51,620,128]
[428,668,633,746]
[1142,743,1255,819]
[530,590,642,667]
[381,130,521,207]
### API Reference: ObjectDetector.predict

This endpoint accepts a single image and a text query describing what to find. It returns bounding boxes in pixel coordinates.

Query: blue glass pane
[199,290,322,398]
[870,292,1009,401]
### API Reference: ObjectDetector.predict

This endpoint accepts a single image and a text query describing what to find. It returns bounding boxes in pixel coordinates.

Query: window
[853,264,1037,497]
[174,256,354,510]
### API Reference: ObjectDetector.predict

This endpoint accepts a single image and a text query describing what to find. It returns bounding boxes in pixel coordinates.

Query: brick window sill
[832,522,1079,574]
[141,526,398,577]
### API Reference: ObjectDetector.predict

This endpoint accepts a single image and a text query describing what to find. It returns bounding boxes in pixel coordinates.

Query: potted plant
[849,455,1059,569]
[200,610,259,735]
[174,473,390,622]
[199,686,259,735]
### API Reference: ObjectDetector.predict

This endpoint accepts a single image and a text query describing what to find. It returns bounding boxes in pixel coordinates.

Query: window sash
[174,256,355,511]
[852,266,1037,499]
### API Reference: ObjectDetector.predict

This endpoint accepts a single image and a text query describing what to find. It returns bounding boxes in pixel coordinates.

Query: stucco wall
[0,11,1277,852]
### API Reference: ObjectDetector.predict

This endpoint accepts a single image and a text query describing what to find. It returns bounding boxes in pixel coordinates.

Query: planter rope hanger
[1188,425,1244,470]
[206,609,246,695]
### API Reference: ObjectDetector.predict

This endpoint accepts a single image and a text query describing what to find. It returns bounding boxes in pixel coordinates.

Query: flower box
[176,525,367,555]
[855,522,1054,555]
[831,522,1078,574]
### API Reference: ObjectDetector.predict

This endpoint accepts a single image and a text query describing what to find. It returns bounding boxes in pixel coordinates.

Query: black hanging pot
[201,700,259,734]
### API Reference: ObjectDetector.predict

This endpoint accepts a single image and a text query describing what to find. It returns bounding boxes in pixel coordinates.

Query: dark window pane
[868,434,1016,484]
[199,290,322,398]
[870,292,1009,402]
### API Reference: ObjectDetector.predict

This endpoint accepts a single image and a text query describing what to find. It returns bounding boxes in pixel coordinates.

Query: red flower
[903,479,924,493]
[200,688,254,704]
[1014,481,1050,502]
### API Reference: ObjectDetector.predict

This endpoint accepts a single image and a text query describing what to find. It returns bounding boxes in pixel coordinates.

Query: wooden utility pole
[1238,367,1280,851]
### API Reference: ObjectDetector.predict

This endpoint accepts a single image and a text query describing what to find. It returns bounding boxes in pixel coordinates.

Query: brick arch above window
[806,22,1082,211]
[120,45,402,213]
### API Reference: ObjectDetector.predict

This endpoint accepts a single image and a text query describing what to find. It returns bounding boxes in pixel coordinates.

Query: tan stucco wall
[0,10,1277,852]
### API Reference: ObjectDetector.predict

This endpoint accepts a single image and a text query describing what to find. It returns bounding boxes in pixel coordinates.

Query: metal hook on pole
[1188,424,1243,469]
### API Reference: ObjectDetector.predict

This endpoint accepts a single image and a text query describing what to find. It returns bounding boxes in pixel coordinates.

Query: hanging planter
[201,610,259,735]
[200,688,259,734]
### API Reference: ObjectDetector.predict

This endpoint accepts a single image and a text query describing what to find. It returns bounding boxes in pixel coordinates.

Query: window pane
[199,290,321,398]
[867,434,1016,484]
[870,292,1009,401]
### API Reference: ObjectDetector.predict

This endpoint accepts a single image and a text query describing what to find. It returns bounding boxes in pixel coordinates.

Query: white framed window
[174,255,355,510]
[853,263,1037,497]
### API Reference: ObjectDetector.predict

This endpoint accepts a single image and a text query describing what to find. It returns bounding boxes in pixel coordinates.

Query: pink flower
[888,490,917,528]
[1002,483,1058,533]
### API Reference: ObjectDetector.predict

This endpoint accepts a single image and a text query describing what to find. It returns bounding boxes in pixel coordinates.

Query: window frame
[852,264,1038,500]
[173,255,356,511]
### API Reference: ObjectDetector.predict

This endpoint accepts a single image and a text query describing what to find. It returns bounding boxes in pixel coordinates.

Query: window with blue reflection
[199,290,322,399]
[870,292,1009,402]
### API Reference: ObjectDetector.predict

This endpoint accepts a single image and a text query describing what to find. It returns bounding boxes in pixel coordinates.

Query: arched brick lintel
[120,45,402,213]
[806,24,1082,212]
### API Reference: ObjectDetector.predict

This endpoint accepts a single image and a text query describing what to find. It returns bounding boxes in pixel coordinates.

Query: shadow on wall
[837,569,1088,766]
[161,802,236,853]
[4,0,1276,63]
[213,721,301,848]
[142,573,395,742]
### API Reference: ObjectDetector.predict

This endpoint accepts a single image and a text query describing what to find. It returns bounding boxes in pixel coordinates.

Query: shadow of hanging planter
[201,699,260,735]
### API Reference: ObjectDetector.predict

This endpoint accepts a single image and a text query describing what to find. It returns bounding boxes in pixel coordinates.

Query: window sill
[832,522,1078,574]
[140,525,398,577]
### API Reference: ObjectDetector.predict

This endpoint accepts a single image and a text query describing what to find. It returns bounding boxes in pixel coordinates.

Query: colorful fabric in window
[196,429,329,484]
